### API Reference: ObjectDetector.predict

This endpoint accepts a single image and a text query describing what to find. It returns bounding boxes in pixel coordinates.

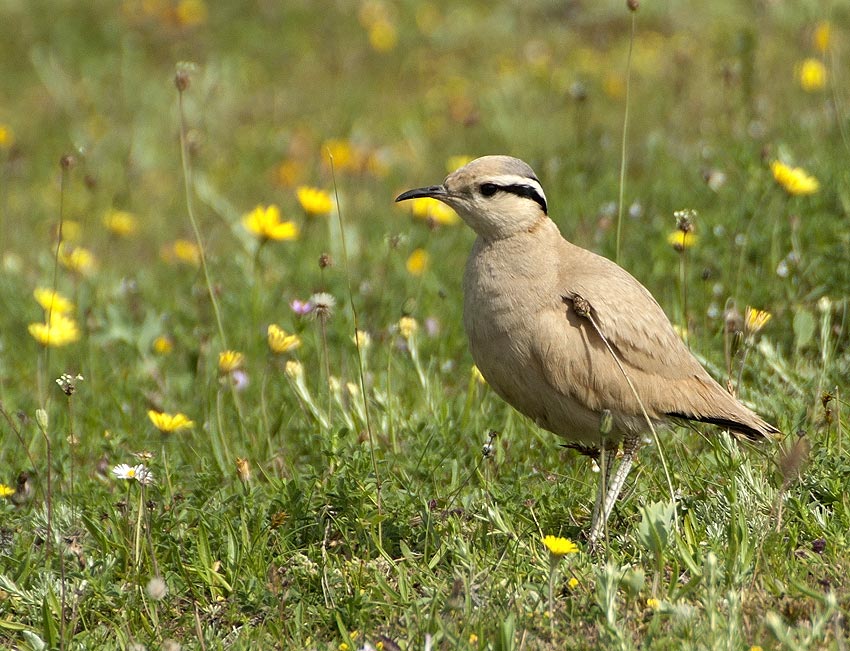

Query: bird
[396,155,779,545]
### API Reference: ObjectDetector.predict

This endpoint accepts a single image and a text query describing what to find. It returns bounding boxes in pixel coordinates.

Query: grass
[0,1,849,649]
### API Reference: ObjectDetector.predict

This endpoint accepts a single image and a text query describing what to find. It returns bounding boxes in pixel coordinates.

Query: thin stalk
[615,12,636,264]
[328,153,382,539]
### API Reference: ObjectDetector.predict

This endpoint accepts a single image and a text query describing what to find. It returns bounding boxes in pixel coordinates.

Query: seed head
[627,0,640,11]
[318,252,332,269]
[60,154,76,171]
[174,69,191,92]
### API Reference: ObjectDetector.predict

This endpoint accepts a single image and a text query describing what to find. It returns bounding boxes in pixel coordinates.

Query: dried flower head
[56,373,84,396]
[674,209,696,234]
[310,292,335,319]
[235,457,251,484]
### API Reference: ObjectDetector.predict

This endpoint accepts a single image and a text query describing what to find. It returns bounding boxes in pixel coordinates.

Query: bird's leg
[588,439,618,546]
[588,434,641,547]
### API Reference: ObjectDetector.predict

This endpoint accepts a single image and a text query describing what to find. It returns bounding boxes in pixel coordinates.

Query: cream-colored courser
[396,155,779,544]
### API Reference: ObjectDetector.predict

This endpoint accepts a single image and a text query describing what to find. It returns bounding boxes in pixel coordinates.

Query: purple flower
[289,299,314,316]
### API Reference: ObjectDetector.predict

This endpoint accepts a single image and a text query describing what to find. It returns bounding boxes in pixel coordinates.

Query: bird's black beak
[395,184,448,203]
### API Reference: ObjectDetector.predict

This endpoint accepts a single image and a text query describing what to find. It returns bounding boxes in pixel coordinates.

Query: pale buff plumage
[397,155,779,544]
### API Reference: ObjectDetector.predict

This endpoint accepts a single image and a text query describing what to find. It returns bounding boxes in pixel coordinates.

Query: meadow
[0,0,848,649]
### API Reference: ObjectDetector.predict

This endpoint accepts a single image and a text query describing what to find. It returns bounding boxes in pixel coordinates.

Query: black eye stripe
[479,182,547,214]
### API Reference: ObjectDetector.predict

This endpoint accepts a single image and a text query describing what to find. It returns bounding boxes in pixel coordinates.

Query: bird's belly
[463,288,623,447]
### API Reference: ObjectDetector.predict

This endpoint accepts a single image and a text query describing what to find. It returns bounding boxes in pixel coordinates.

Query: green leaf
[793,309,815,350]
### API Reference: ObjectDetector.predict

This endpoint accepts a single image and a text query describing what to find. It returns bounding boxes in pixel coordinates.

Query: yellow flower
[103,209,138,237]
[284,359,304,380]
[352,329,372,349]
[646,598,660,610]
[770,160,819,196]
[744,306,772,335]
[322,139,357,172]
[296,186,333,217]
[567,577,579,589]
[59,244,97,275]
[406,197,459,226]
[0,484,15,498]
[749,647,763,651]
[275,159,304,187]
[147,410,194,433]
[218,350,245,373]
[242,205,299,241]
[368,19,398,52]
[56,219,81,242]
[406,248,429,276]
[813,21,830,54]
[798,58,827,92]
[603,73,626,100]
[542,535,579,557]
[446,156,474,173]
[398,316,418,339]
[0,124,14,149]
[175,0,207,27]
[338,643,350,651]
[33,288,75,315]
[171,239,201,266]
[468,634,479,645]
[471,365,487,385]
[28,314,81,347]
[153,336,173,355]
[666,230,697,251]
[267,324,301,354]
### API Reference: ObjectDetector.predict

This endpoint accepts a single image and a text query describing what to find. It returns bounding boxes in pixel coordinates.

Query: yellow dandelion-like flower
[468,634,479,645]
[285,359,304,380]
[749,646,764,651]
[603,73,626,100]
[352,329,372,350]
[406,248,430,276]
[267,324,301,354]
[275,159,304,187]
[28,314,81,347]
[406,197,459,226]
[103,209,138,237]
[0,124,14,149]
[446,155,475,173]
[770,160,819,196]
[171,239,201,266]
[798,58,827,92]
[398,316,418,339]
[33,288,74,315]
[744,306,772,335]
[59,244,97,276]
[567,577,579,589]
[368,19,398,52]
[152,335,173,355]
[218,350,245,373]
[471,365,487,385]
[147,410,194,433]
[322,139,357,172]
[813,21,830,54]
[646,598,661,610]
[242,204,299,242]
[56,219,81,242]
[543,535,579,557]
[0,484,15,498]
[175,0,207,27]
[666,230,697,251]
[296,186,333,217]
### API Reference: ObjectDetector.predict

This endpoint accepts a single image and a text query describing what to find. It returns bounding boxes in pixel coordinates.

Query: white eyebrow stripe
[485,174,548,211]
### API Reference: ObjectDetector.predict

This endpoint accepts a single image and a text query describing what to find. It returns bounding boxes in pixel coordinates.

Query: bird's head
[396,155,549,240]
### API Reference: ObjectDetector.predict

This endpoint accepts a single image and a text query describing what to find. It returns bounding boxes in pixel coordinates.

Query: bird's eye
[479,183,498,197]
